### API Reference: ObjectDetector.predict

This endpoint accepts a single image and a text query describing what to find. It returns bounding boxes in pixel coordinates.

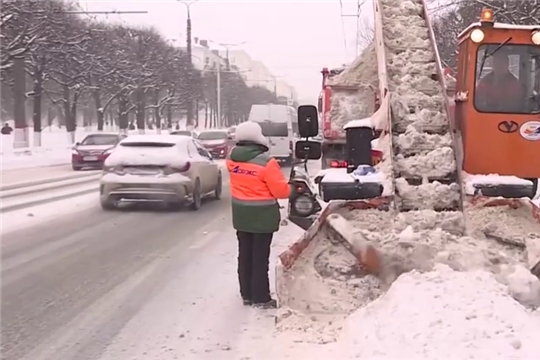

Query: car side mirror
[75,142,80,146]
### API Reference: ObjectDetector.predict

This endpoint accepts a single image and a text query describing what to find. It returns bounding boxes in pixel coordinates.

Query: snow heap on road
[340,264,540,360]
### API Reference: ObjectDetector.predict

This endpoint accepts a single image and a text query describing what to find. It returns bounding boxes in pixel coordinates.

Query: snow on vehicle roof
[320,168,383,184]
[459,23,540,39]
[249,104,296,123]
[343,118,373,129]
[83,132,121,136]
[462,173,534,195]
[120,135,186,145]
[106,135,191,167]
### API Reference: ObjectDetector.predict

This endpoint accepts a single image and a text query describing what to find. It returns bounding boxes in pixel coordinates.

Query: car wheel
[100,196,118,211]
[72,164,82,171]
[190,179,202,211]
[214,173,222,200]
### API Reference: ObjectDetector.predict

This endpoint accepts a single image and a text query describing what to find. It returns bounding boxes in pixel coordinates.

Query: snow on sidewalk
[95,209,313,360]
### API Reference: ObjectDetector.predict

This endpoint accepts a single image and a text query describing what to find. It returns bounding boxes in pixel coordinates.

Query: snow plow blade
[326,213,383,276]
[276,198,391,307]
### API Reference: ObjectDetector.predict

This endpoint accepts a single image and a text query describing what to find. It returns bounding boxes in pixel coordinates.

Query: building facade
[227,49,298,102]
[183,41,298,102]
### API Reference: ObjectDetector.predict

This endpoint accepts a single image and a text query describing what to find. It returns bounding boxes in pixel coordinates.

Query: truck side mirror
[295,140,322,160]
[297,105,319,138]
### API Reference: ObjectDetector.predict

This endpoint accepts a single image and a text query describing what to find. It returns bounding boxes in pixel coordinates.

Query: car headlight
[292,195,315,217]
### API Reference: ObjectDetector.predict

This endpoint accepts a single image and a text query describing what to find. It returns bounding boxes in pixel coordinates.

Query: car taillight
[329,160,347,168]
[163,162,191,175]
[289,140,293,151]
[71,149,80,155]
[371,149,383,165]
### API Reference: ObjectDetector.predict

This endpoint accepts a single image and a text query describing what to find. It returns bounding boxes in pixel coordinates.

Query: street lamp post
[216,41,246,70]
[177,0,199,127]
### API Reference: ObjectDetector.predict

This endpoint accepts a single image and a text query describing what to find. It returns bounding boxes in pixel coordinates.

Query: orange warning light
[481,8,494,22]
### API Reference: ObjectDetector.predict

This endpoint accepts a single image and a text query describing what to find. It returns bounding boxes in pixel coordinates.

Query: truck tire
[529,178,538,199]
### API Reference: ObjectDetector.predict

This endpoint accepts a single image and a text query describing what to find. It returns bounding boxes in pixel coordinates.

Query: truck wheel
[529,178,538,199]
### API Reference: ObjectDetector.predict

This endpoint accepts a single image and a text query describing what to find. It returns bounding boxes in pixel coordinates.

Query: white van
[248,104,296,164]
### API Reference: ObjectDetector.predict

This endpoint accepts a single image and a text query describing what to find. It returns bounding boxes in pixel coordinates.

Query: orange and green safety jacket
[226,141,291,233]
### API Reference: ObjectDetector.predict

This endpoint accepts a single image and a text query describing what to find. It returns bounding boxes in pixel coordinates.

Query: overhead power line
[339,0,348,51]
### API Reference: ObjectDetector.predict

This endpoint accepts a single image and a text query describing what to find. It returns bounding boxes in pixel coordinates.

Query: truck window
[474,44,540,114]
[258,122,289,137]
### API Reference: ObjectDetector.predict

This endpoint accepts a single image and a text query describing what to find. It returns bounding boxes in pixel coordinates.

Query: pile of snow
[326,43,379,132]
[340,264,540,359]
[327,43,378,87]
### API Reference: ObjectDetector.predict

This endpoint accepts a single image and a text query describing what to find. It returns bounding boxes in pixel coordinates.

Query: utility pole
[217,61,221,127]
[217,42,246,70]
[205,41,245,126]
[341,0,362,57]
[177,0,199,128]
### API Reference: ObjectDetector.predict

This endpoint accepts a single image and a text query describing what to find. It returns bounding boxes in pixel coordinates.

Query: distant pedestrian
[1,123,13,135]
[226,121,291,309]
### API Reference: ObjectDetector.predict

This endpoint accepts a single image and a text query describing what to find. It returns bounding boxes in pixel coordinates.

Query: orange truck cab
[454,9,540,192]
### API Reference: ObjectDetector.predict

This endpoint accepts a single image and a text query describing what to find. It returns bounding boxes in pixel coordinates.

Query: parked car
[99,135,222,211]
[170,129,199,138]
[197,130,233,159]
[72,132,127,170]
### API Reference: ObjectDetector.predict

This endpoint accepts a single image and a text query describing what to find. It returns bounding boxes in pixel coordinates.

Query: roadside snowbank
[340,264,540,359]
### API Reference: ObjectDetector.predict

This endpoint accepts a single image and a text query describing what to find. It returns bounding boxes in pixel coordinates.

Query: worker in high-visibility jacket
[226,121,291,309]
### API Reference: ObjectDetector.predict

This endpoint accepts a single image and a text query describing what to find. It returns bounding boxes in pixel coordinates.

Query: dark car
[72,132,127,170]
[197,130,233,159]
[170,130,199,138]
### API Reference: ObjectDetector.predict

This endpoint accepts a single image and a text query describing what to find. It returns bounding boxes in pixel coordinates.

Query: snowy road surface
[1,164,95,188]
[0,166,313,360]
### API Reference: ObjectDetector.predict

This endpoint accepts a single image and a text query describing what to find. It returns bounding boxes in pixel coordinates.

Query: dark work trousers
[236,231,273,303]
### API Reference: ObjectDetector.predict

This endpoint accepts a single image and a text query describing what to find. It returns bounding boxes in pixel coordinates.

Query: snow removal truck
[279,0,540,320]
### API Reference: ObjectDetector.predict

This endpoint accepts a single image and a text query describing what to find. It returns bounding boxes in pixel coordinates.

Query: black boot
[242,299,252,306]
[252,299,277,309]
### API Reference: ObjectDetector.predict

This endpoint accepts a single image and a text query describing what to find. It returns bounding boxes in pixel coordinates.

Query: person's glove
[288,183,299,200]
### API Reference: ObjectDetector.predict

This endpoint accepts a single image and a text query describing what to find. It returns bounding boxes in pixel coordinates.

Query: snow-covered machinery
[277,0,540,330]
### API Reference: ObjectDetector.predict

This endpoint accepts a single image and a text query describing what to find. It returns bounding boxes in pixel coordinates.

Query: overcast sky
[79,0,373,104]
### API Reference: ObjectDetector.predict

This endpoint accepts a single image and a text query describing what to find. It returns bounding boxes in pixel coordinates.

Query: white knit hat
[235,121,268,147]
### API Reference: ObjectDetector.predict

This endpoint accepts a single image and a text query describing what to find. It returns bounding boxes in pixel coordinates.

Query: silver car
[99,135,222,210]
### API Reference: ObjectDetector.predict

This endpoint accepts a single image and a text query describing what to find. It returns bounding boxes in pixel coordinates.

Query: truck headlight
[470,29,484,43]
[292,195,315,217]
[532,31,540,45]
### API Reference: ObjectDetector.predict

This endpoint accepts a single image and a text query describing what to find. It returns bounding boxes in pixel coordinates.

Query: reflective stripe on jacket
[227,143,290,233]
